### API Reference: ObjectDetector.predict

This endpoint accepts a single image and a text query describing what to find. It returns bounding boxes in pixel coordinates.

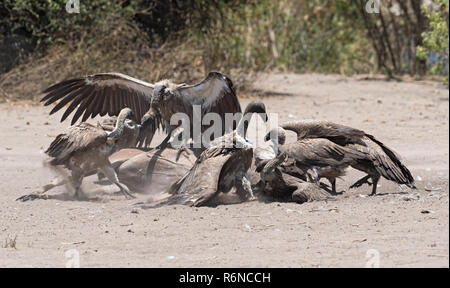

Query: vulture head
[244,101,268,118]
[108,107,135,141]
[142,83,166,124]
[264,127,286,146]
[121,107,134,118]
[138,82,172,146]
[236,101,268,138]
[152,84,167,111]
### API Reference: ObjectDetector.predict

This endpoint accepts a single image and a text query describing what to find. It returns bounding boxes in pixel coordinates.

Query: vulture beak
[264,132,271,142]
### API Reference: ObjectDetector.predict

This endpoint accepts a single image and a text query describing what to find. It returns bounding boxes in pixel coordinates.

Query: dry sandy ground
[0,74,448,267]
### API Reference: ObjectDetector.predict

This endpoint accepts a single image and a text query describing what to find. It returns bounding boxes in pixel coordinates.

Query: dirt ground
[0,74,448,267]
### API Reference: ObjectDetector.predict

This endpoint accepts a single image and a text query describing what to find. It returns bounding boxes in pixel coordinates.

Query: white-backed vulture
[17,108,136,201]
[265,127,359,194]
[40,72,241,148]
[254,152,333,203]
[147,101,268,207]
[17,147,194,201]
[274,120,416,195]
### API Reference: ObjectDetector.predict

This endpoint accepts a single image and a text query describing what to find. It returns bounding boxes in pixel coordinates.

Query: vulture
[254,151,333,203]
[265,127,359,195]
[16,147,195,201]
[40,72,241,148]
[17,108,136,201]
[17,121,143,201]
[267,120,416,195]
[147,101,268,207]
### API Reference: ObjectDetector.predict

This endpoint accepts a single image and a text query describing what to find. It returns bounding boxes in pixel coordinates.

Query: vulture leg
[71,169,85,199]
[99,165,135,199]
[155,134,171,150]
[329,178,337,195]
[36,177,66,194]
[16,177,66,201]
[155,126,181,150]
[370,175,380,196]
[350,175,373,189]
[326,178,345,195]
[349,174,380,196]
[235,172,255,201]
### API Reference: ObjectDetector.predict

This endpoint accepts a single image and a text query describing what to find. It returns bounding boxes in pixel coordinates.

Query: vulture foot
[16,193,48,202]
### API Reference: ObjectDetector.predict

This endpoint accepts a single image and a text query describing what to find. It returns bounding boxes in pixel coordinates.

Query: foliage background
[0,0,448,101]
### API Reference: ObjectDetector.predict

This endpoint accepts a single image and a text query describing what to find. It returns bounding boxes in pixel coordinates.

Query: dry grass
[0,21,202,103]
[0,17,258,104]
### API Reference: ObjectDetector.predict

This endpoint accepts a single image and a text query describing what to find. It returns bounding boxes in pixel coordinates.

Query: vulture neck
[108,112,128,140]
[237,111,261,138]
[236,102,267,139]
[236,117,250,138]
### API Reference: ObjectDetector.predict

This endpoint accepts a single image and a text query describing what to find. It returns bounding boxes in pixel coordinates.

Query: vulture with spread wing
[41,72,241,148]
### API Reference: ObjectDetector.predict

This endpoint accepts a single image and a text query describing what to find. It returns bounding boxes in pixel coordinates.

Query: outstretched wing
[163,72,242,126]
[41,73,154,125]
[282,120,366,146]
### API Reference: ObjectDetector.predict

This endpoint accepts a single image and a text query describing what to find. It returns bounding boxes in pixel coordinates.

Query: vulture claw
[16,194,47,202]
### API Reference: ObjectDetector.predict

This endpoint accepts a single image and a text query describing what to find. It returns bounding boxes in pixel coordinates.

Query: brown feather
[41,73,154,123]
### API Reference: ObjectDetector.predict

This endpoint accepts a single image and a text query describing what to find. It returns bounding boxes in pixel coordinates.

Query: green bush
[417,0,449,83]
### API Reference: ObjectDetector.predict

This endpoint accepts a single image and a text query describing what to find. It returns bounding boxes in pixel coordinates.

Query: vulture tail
[365,134,416,188]
[45,134,71,166]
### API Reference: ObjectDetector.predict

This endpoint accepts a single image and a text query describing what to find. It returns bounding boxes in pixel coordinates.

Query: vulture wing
[284,139,360,168]
[45,123,108,165]
[169,72,242,129]
[41,73,154,125]
[282,121,366,146]
[162,144,252,207]
[355,135,415,187]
